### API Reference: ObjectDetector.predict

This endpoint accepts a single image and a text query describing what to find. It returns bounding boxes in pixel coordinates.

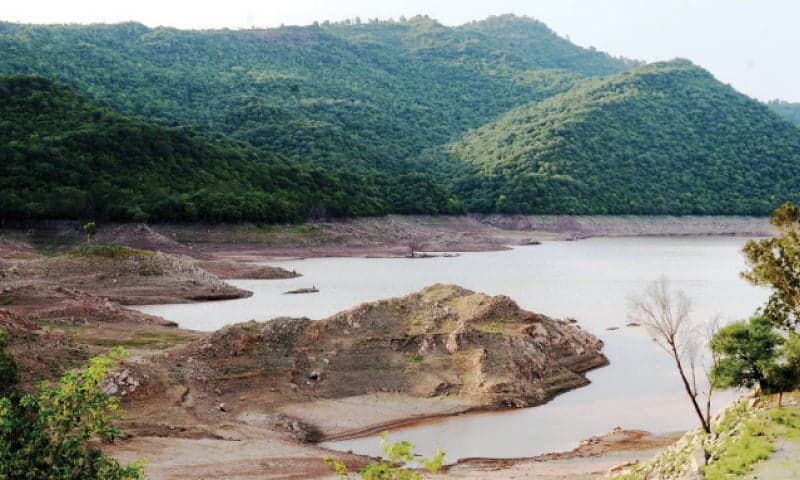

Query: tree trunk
[671,345,711,434]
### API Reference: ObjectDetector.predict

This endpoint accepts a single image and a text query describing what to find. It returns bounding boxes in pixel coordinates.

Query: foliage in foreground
[0,339,144,480]
[743,202,800,329]
[325,431,444,479]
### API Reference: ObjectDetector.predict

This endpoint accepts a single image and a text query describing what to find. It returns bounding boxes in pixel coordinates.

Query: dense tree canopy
[0,15,625,174]
[447,60,800,215]
[0,17,798,220]
[0,75,458,222]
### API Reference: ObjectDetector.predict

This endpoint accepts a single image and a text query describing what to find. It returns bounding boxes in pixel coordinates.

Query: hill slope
[1,18,798,218]
[0,15,628,174]
[447,60,800,215]
[0,75,460,222]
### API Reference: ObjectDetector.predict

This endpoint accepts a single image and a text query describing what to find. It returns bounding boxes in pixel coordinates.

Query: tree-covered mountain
[0,15,629,174]
[446,60,800,215]
[0,16,798,220]
[768,100,800,126]
[0,75,459,222]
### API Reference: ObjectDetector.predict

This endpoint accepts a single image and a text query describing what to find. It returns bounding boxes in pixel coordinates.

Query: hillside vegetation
[0,75,457,222]
[448,60,800,215]
[0,15,799,220]
[0,15,627,173]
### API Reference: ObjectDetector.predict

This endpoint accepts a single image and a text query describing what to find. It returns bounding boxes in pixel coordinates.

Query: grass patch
[703,412,774,479]
[84,331,192,349]
[474,321,517,335]
[409,354,425,363]
[66,244,153,259]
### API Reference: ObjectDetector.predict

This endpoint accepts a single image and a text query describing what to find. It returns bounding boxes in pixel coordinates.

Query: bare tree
[628,276,711,433]
[404,232,424,258]
[684,315,722,429]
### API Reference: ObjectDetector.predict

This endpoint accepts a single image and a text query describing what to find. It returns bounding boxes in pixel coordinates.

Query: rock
[689,445,706,473]
[175,284,607,410]
[102,382,119,395]
[608,460,637,475]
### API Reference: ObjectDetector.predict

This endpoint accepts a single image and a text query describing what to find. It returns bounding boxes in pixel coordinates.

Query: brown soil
[2,248,251,305]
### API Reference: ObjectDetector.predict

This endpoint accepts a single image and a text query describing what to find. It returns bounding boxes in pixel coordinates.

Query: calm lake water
[136,236,768,460]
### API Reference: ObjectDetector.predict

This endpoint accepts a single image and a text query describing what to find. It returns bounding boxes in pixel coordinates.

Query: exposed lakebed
[136,236,767,460]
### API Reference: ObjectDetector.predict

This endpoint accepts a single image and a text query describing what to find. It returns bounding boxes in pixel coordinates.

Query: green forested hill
[768,100,800,126]
[447,60,800,215]
[0,15,627,173]
[0,75,459,222]
[0,16,798,220]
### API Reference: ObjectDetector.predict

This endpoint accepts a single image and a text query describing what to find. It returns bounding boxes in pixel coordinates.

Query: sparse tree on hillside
[628,276,711,433]
[83,221,97,243]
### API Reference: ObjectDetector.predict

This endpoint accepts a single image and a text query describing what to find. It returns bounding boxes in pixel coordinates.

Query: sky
[4,0,799,102]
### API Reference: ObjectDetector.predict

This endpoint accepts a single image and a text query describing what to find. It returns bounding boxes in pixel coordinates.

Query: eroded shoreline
[0,217,774,479]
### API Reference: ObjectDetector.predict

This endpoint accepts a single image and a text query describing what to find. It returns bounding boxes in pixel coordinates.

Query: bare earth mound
[2,246,251,305]
[170,284,606,435]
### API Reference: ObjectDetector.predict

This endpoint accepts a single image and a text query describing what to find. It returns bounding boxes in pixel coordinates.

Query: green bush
[0,343,145,480]
[325,431,444,479]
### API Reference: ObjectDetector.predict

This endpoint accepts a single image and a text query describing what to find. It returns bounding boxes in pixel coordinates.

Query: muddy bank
[4,215,772,263]
[196,260,300,280]
[1,245,251,304]
[477,214,775,239]
[444,429,681,479]
[153,215,774,260]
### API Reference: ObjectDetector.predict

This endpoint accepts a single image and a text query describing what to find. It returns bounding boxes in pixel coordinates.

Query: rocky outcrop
[176,284,606,409]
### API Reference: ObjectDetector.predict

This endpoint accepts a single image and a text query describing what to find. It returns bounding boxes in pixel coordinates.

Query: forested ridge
[0,15,798,221]
[0,75,458,222]
[447,60,800,215]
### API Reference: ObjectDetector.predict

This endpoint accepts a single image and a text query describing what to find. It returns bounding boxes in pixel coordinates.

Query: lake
[136,236,768,460]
